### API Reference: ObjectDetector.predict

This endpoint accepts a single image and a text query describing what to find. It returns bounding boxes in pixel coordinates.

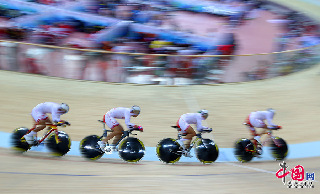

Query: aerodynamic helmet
[198,109,209,118]
[131,105,141,115]
[267,108,275,115]
[59,103,69,113]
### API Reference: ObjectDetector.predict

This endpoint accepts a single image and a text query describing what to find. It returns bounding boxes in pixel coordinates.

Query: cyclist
[24,102,70,145]
[176,109,211,157]
[244,108,281,155]
[98,105,141,152]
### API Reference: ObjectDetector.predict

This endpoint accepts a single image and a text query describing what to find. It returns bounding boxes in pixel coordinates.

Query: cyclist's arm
[52,107,63,123]
[265,114,277,127]
[124,111,135,129]
[196,116,207,132]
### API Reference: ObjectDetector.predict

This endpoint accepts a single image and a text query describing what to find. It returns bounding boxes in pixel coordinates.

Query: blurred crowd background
[0,0,319,84]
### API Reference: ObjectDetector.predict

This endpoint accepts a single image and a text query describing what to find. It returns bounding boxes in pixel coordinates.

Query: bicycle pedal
[32,140,40,146]
[256,146,262,153]
[96,148,104,153]
[254,154,262,158]
[104,146,114,154]
[254,147,263,158]
[104,150,113,154]
[183,152,193,158]
[182,150,193,158]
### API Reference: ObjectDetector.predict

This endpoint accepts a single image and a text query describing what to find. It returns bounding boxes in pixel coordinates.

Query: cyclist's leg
[177,126,195,157]
[100,116,121,143]
[110,125,124,145]
[177,119,189,149]
[98,125,123,151]
[249,117,267,146]
[182,126,196,149]
[30,111,51,133]
[247,125,259,146]
[34,117,51,132]
[249,118,267,156]
[25,113,50,144]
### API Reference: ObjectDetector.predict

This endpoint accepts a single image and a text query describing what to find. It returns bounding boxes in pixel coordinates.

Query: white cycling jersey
[31,102,66,123]
[103,107,136,129]
[249,110,277,128]
[177,113,207,133]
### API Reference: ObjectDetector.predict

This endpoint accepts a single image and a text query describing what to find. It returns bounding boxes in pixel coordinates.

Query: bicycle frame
[22,123,65,145]
[244,129,279,153]
[185,133,203,152]
[98,120,139,147]
[38,125,60,144]
[174,126,209,152]
[259,129,277,147]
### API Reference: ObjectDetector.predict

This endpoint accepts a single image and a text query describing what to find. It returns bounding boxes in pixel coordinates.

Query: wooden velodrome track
[1,0,320,193]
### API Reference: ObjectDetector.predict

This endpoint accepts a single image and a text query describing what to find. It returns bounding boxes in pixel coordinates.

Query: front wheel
[195,139,219,164]
[156,138,182,163]
[234,138,255,163]
[79,135,104,160]
[118,137,145,162]
[270,137,288,161]
[11,127,32,152]
[46,131,71,156]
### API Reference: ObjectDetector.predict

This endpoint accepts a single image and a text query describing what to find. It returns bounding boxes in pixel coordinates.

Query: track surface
[1,61,319,193]
[0,148,319,193]
[1,0,320,193]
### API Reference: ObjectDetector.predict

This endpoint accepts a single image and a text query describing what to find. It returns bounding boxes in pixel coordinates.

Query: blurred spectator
[274,33,290,52]
[115,4,133,20]
[149,39,173,53]
[0,0,319,85]
[206,28,218,39]
[161,13,180,31]
[24,56,41,74]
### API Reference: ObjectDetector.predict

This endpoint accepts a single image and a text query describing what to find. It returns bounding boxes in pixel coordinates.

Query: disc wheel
[156,138,182,164]
[46,131,71,156]
[270,137,288,161]
[79,135,104,160]
[234,138,255,163]
[11,127,31,152]
[118,137,145,162]
[195,139,219,164]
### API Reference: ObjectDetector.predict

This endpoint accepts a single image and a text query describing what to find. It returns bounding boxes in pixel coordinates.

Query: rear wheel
[195,139,219,164]
[118,137,145,162]
[270,137,288,161]
[156,138,182,163]
[11,127,32,152]
[46,131,71,156]
[79,135,104,160]
[234,138,255,163]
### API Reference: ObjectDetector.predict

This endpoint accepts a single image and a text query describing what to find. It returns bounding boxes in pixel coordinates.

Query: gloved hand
[130,125,143,132]
[202,128,212,132]
[269,125,281,130]
[138,126,143,132]
[64,121,71,126]
[55,120,70,126]
[54,121,63,126]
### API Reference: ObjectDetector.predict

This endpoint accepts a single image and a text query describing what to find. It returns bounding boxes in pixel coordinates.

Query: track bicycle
[11,121,71,156]
[156,126,219,164]
[234,125,288,162]
[79,120,145,162]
